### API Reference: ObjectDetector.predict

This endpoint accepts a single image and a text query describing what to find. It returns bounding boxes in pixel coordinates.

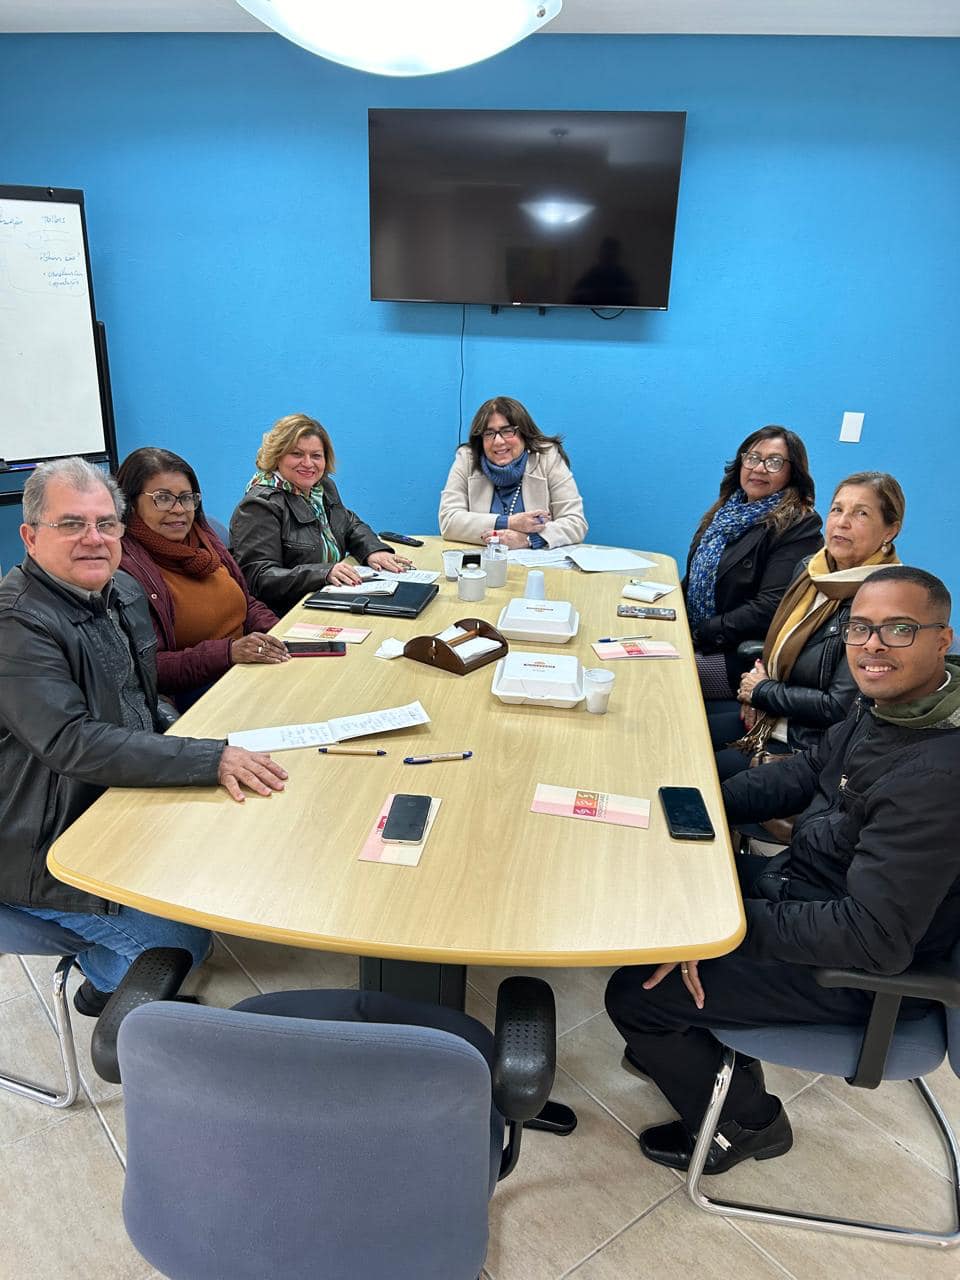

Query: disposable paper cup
[458,568,487,602]
[583,667,615,714]
[442,549,463,580]
[524,569,546,599]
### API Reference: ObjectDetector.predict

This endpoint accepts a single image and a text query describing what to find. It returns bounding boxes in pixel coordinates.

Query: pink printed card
[531,784,650,829]
[283,624,371,643]
[591,640,679,660]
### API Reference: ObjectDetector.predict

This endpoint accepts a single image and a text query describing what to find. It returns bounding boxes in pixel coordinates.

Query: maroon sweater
[119,528,278,695]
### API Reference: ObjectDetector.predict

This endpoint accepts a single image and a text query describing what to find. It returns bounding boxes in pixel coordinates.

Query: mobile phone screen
[658,787,715,841]
[284,641,347,656]
[381,793,432,844]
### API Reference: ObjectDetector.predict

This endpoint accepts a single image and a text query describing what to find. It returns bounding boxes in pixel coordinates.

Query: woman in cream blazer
[438,396,587,548]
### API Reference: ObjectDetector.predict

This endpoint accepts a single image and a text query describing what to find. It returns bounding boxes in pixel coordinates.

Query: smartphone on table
[381,794,432,844]
[284,641,347,657]
[617,605,677,621]
[658,787,715,841]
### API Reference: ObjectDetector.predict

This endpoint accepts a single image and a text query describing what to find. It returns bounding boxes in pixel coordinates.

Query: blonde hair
[256,414,336,476]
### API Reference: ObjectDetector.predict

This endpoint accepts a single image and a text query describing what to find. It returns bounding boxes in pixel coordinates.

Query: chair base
[686,1046,960,1249]
[0,955,80,1109]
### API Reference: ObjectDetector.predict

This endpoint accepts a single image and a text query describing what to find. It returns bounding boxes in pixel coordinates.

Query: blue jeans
[12,904,211,992]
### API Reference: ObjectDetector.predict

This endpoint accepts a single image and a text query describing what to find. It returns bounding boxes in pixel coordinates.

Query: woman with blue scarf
[439,397,587,549]
[684,426,822,698]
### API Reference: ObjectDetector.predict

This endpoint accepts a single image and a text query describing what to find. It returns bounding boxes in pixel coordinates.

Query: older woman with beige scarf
[710,471,905,781]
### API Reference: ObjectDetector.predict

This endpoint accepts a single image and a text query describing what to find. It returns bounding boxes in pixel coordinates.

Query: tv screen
[368,109,686,310]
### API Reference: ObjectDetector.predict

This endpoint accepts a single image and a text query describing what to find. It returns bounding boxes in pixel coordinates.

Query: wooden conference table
[49,539,744,1012]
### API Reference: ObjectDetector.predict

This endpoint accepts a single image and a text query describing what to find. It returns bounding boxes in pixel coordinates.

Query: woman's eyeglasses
[143,490,202,511]
[480,427,520,442]
[741,452,787,474]
[842,621,946,648]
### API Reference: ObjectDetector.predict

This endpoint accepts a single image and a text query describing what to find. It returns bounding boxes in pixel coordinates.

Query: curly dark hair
[692,425,816,545]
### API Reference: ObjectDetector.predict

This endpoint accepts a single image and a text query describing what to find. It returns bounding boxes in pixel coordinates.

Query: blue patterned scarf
[686,489,784,629]
[246,470,340,563]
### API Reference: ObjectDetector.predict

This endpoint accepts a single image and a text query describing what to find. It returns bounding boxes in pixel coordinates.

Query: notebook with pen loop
[303,579,439,619]
[403,619,508,675]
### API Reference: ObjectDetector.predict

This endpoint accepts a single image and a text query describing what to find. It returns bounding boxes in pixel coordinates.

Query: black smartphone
[659,787,715,841]
[617,605,678,621]
[378,530,424,547]
[461,552,482,568]
[381,793,432,844]
[283,641,347,657]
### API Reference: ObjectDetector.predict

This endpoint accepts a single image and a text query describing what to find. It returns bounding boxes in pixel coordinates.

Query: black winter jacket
[230,479,391,615]
[746,602,858,753]
[723,698,960,974]
[686,510,823,689]
[0,559,224,913]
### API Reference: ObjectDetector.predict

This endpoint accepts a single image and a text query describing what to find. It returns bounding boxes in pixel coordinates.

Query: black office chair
[110,977,556,1280]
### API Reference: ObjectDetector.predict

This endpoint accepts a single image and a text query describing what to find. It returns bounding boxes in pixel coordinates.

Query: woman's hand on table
[367,550,413,573]
[217,748,288,803]
[642,960,705,1009]
[230,633,290,665]
[327,561,364,586]
[482,527,528,549]
[737,660,768,705]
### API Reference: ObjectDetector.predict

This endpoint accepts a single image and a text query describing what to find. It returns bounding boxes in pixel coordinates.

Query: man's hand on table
[218,747,288,803]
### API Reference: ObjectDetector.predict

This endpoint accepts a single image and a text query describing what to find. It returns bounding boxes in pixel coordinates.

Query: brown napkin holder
[403,618,508,676]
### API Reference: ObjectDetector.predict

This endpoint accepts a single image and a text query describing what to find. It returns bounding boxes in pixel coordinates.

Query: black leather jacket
[230,479,391,615]
[686,510,823,688]
[0,559,224,913]
[724,695,960,973]
[746,601,858,753]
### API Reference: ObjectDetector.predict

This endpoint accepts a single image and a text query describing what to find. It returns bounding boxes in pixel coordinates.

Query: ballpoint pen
[318,747,387,756]
[403,752,473,764]
[598,634,652,643]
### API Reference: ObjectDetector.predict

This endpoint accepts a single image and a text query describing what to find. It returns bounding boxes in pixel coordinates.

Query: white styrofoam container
[496,598,579,644]
[490,652,584,708]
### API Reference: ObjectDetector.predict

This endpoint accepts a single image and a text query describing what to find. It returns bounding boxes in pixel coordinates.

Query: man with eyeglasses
[606,564,960,1175]
[0,458,288,1015]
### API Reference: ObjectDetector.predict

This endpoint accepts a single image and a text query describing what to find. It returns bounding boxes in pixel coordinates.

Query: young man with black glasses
[606,565,960,1174]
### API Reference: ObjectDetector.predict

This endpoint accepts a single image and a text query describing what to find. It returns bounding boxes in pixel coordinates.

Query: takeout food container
[490,652,584,708]
[496,598,579,644]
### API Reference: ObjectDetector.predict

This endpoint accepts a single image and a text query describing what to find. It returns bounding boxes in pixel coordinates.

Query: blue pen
[598,634,652,643]
[403,751,473,764]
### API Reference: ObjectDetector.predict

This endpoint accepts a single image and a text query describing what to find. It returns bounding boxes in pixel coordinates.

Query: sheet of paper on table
[591,640,679,660]
[505,546,576,568]
[567,547,656,573]
[320,580,398,597]
[358,794,442,866]
[227,701,430,752]
[622,579,676,603]
[375,568,440,585]
[531,784,650,829]
[282,624,371,643]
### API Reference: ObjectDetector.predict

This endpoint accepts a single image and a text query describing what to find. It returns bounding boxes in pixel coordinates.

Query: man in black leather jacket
[606,566,960,1174]
[0,459,288,1013]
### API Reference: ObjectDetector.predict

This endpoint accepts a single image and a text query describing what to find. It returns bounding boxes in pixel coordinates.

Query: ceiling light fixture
[236,0,563,77]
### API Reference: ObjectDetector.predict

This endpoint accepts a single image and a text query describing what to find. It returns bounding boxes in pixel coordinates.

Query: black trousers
[605,856,928,1133]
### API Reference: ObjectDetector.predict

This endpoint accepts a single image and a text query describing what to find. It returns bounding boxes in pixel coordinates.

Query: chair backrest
[0,904,87,957]
[119,1002,495,1280]
[947,937,960,1077]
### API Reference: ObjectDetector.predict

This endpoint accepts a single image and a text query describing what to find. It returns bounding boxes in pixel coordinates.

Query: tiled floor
[2,940,959,1280]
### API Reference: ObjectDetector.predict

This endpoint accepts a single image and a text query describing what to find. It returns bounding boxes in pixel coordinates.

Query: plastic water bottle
[483,534,508,588]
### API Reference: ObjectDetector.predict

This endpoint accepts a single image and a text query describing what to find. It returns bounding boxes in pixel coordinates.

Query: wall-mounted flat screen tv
[369,108,686,310]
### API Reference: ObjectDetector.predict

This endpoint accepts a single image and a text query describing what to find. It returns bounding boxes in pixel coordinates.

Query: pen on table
[403,751,473,764]
[318,747,387,756]
[598,634,652,643]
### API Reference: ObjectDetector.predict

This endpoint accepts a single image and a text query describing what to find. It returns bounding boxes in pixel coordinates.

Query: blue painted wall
[1,33,958,596]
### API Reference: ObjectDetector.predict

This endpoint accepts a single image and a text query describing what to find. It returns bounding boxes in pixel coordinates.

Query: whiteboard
[0,187,107,464]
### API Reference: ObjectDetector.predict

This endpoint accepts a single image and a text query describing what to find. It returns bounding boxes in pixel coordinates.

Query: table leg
[359,957,466,1008]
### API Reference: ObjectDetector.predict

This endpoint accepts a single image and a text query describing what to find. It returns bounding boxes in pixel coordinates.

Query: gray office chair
[0,904,87,1108]
[692,940,960,1248]
[116,978,556,1280]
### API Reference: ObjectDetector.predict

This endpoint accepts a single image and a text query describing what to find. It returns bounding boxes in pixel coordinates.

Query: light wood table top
[48,540,744,967]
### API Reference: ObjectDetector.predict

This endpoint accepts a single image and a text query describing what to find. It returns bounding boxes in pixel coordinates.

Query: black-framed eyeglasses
[32,518,125,540]
[741,451,787,474]
[480,427,520,442]
[142,489,202,512]
[843,621,947,648]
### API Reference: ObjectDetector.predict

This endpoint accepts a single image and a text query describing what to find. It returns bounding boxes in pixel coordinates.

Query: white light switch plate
[839,411,864,443]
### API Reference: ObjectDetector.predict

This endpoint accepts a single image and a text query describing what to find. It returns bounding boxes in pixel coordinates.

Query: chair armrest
[736,640,764,662]
[91,947,194,1084]
[815,963,960,1007]
[814,962,959,1089]
[491,976,556,1122]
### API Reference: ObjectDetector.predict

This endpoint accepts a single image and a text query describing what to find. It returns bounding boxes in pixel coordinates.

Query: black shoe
[73,980,114,1018]
[621,1047,652,1081]
[639,1104,793,1175]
